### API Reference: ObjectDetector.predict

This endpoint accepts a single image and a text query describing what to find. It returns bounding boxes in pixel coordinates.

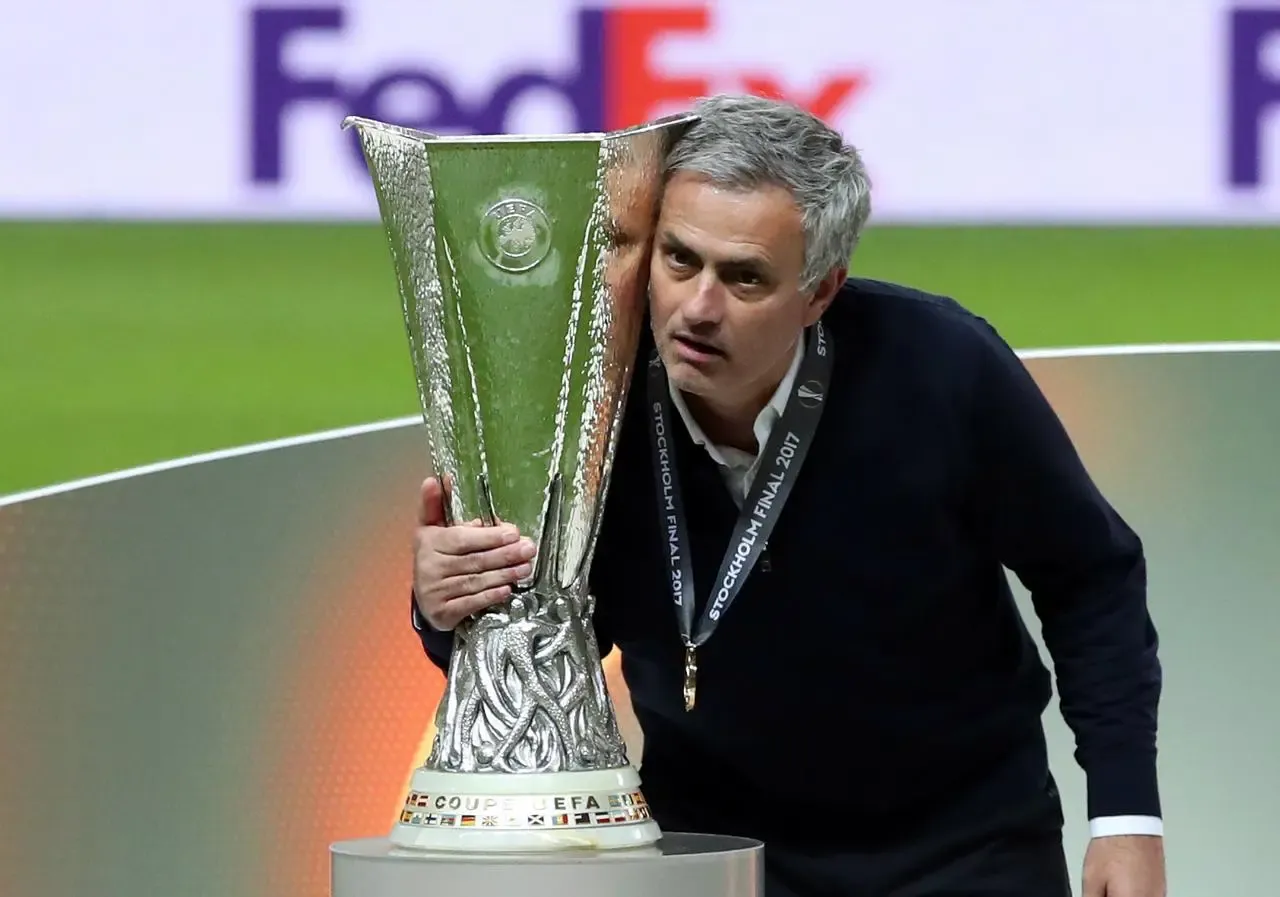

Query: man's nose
[682,273,725,325]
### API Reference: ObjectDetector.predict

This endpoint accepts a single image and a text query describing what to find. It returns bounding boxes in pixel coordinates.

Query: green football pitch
[2,222,1278,497]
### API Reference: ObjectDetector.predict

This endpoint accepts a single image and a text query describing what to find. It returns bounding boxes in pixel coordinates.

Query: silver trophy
[343,112,695,852]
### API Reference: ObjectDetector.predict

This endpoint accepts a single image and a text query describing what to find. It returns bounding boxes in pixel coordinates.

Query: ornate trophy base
[332,832,764,897]
[389,766,662,852]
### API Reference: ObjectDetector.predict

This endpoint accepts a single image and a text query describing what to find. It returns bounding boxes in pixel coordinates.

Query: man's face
[648,171,841,410]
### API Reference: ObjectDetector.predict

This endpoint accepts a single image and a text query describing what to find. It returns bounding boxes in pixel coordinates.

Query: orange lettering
[606,8,710,130]
[739,75,868,121]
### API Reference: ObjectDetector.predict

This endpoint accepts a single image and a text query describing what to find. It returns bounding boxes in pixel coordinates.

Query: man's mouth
[672,333,726,358]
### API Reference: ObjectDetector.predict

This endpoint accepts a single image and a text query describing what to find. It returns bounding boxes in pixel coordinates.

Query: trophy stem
[426,587,626,773]
[394,572,658,851]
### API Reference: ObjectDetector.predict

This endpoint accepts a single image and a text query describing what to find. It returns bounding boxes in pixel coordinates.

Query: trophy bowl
[343,111,696,853]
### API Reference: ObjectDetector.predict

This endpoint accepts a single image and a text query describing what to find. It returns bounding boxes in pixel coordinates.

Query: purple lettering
[476,70,599,136]
[465,9,609,135]
[248,5,609,186]
[349,71,467,131]
[1229,8,1280,187]
[250,7,344,183]
[346,69,468,168]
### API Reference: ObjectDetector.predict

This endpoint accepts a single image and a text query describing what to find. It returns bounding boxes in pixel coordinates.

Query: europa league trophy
[343,113,694,853]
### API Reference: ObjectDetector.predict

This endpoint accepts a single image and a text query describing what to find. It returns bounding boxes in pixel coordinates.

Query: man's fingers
[438,538,537,577]
[418,477,447,527]
[434,586,514,629]
[420,474,514,529]
[433,522,526,555]
[437,564,533,601]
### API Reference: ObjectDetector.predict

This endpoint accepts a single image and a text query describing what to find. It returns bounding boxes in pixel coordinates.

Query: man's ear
[804,266,847,326]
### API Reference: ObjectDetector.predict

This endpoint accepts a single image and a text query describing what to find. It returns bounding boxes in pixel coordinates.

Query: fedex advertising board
[1,0,1278,222]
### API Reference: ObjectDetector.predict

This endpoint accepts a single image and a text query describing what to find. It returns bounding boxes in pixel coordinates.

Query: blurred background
[1,1,1278,896]
[3,0,1278,496]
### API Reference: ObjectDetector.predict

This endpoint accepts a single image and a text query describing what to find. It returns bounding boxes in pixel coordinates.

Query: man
[408,94,1166,897]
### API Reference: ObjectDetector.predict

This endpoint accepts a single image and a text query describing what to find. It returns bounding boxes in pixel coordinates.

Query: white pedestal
[330,832,764,897]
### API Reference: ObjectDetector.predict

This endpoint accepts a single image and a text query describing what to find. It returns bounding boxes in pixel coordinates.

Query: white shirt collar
[668,332,805,476]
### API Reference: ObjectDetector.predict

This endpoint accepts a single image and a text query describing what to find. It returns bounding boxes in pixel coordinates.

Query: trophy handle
[530,474,564,593]
[476,472,498,527]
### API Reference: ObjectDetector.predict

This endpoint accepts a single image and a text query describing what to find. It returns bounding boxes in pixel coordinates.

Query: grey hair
[663,93,872,292]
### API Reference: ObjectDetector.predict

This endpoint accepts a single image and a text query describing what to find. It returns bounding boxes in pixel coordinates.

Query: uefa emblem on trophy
[343,111,695,852]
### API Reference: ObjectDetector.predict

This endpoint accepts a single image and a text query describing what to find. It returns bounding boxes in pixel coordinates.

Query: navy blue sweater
[415,277,1161,845]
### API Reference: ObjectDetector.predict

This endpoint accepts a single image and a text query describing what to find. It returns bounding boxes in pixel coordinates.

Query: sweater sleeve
[969,320,1163,821]
[410,591,454,673]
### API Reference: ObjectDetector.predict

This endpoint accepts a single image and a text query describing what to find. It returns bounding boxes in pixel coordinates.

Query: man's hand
[412,476,536,630]
[1082,835,1166,897]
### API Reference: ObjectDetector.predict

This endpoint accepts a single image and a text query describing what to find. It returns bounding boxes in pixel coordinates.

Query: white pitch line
[0,415,422,508]
[2,342,1278,508]
[1018,341,1280,359]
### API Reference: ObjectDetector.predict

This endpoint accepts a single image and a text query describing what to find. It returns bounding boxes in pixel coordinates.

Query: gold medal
[683,645,698,711]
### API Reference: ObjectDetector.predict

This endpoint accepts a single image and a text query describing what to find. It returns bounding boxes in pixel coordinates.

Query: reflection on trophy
[342,112,695,853]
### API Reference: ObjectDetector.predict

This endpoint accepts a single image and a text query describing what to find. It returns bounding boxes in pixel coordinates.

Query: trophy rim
[340,111,699,145]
